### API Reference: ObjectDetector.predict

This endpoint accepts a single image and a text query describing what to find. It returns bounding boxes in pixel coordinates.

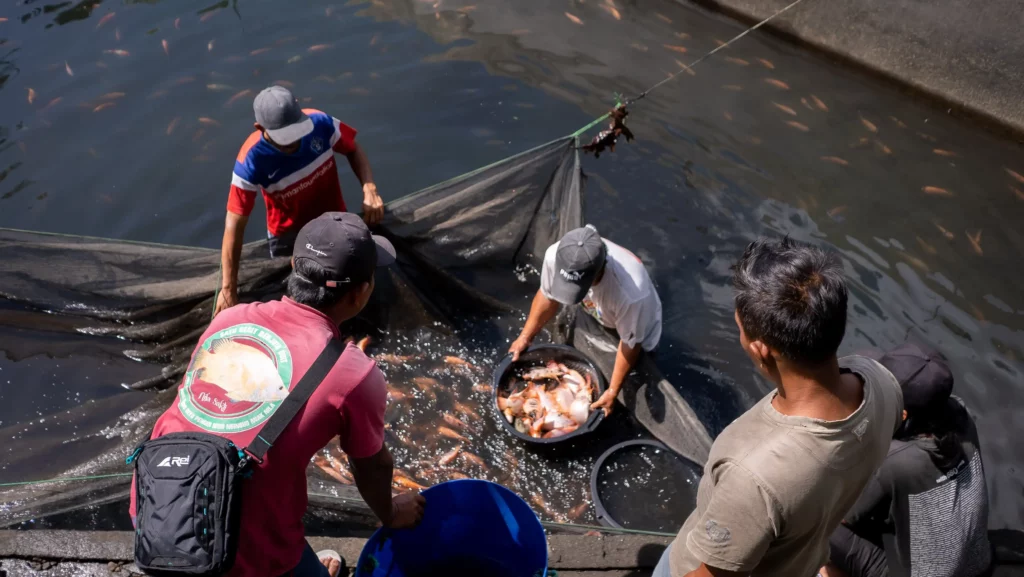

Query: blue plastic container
[356,480,548,577]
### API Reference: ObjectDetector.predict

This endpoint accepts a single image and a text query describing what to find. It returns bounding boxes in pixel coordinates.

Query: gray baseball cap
[253,86,314,145]
[549,225,607,304]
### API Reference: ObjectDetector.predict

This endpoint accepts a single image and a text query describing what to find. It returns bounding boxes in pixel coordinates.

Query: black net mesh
[0,135,712,532]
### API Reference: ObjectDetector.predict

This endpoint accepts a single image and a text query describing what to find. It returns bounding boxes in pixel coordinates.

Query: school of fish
[498,361,595,439]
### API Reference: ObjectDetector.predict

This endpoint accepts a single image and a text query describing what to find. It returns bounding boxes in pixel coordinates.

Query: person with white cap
[822,343,992,577]
[215,86,385,317]
[508,225,662,416]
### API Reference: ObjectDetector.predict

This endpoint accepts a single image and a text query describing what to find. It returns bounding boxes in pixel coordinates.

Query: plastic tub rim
[589,439,702,530]
[490,343,607,445]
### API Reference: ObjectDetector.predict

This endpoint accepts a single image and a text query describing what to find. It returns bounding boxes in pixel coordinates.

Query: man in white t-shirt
[508,225,662,416]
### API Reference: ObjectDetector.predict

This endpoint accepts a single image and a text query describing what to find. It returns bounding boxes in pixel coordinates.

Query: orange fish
[393,473,427,491]
[756,58,774,69]
[313,455,353,484]
[64,61,74,76]
[115,27,120,41]
[1005,168,1024,185]
[810,94,828,111]
[325,6,334,16]
[453,400,481,421]
[387,388,407,402]
[662,44,688,53]
[722,84,742,91]
[723,111,733,121]
[104,49,130,57]
[174,17,180,29]
[786,121,809,132]
[826,206,847,219]
[308,43,332,52]
[161,39,169,55]
[207,40,215,52]
[438,445,461,466]
[713,39,727,47]
[250,47,271,56]
[166,117,180,135]
[100,92,125,99]
[92,102,115,112]
[876,140,893,155]
[966,230,983,256]
[772,102,797,116]
[472,383,492,394]
[225,89,253,107]
[200,11,217,22]
[443,413,472,433]
[96,12,115,29]
[633,42,650,51]
[917,132,937,142]
[369,33,379,46]
[568,501,590,520]
[724,56,749,66]
[27,88,35,104]
[356,336,372,352]
[934,222,955,240]
[800,97,814,111]
[444,356,471,367]
[1013,186,1024,201]
[460,451,486,468]
[564,12,583,25]
[448,472,470,480]
[438,426,469,443]
[860,117,878,133]
[198,117,220,126]
[148,89,168,99]
[40,96,60,111]
[922,186,951,196]
[675,31,690,39]
[655,13,672,23]
[890,116,907,128]
[933,149,957,157]
[600,3,621,20]
[916,236,937,255]
[820,156,849,166]
[764,78,789,89]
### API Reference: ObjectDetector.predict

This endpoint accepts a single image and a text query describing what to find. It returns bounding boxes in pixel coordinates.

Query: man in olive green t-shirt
[654,238,903,577]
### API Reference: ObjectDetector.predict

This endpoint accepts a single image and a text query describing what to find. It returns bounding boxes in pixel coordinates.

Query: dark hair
[897,397,967,469]
[286,258,350,311]
[732,237,848,365]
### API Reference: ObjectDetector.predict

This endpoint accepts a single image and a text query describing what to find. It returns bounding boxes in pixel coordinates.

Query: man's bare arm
[344,142,383,225]
[215,211,248,316]
[509,289,560,360]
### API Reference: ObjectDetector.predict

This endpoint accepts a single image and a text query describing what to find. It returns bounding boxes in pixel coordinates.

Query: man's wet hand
[591,388,617,417]
[509,336,531,361]
[385,491,426,529]
[362,183,384,226]
[214,288,237,317]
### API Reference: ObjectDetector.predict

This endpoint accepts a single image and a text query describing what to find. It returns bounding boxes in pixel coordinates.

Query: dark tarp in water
[0,135,711,528]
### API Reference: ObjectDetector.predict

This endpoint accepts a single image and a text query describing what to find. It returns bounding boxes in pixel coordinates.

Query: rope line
[4,475,675,538]
[0,473,132,488]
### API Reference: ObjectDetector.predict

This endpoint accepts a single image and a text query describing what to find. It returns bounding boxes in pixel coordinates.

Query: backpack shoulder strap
[244,338,345,463]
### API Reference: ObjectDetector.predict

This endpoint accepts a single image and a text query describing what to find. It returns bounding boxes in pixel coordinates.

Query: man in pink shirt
[131,212,424,577]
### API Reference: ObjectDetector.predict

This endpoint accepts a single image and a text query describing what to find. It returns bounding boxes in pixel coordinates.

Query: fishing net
[1,135,711,531]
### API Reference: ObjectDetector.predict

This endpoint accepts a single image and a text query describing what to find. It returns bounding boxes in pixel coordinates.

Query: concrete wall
[692,0,1024,135]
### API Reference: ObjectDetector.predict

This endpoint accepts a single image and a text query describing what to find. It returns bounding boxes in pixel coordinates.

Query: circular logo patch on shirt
[178,323,294,433]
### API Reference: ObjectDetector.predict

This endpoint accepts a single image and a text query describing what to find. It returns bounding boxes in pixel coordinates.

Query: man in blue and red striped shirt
[215,86,384,316]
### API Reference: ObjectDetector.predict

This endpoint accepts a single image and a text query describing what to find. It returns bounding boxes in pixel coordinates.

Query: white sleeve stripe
[330,117,342,147]
[231,173,259,191]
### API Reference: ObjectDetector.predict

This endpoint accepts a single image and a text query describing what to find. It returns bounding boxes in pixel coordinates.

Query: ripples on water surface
[1,0,1022,530]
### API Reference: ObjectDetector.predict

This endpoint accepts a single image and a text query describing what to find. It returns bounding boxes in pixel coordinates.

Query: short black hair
[732,237,848,365]
[286,258,349,311]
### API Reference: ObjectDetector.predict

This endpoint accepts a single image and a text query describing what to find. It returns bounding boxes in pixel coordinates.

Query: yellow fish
[192,339,288,403]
